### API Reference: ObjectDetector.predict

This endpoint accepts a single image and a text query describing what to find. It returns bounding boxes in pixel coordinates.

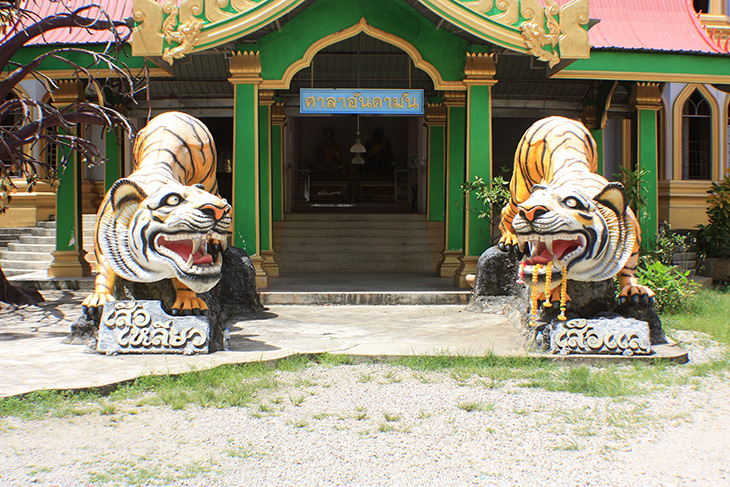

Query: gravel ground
[1,331,729,487]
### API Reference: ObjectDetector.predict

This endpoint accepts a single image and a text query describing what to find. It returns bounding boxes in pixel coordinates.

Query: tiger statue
[498,116,654,306]
[81,112,231,317]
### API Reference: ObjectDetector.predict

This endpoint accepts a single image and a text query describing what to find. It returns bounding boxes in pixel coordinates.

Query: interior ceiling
[148,1,593,104]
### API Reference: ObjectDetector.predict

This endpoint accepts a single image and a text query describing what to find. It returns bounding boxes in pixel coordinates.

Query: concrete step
[0,259,55,270]
[260,291,470,305]
[18,235,55,245]
[30,227,55,237]
[0,228,33,235]
[7,242,56,252]
[0,250,54,262]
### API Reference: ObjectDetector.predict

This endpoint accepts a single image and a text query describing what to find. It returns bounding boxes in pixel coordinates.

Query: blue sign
[300,88,424,115]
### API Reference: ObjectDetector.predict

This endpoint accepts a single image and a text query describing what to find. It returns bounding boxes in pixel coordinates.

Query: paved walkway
[0,283,525,397]
[0,273,688,398]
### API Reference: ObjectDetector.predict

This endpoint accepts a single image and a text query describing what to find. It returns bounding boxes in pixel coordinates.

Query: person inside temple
[312,128,343,176]
[365,127,394,177]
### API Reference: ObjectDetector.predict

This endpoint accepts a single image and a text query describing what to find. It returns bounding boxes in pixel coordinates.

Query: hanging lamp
[350,35,365,164]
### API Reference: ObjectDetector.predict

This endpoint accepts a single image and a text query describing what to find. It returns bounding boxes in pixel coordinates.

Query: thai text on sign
[300,89,424,115]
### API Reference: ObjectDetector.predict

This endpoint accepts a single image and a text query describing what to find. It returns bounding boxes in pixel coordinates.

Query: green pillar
[437,91,466,278]
[590,129,604,176]
[104,127,122,192]
[48,80,91,278]
[631,83,662,247]
[455,81,494,288]
[230,52,268,287]
[271,101,285,223]
[425,102,446,223]
[259,90,279,278]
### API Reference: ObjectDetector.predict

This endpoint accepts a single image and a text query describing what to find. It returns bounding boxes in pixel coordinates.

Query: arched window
[682,91,712,180]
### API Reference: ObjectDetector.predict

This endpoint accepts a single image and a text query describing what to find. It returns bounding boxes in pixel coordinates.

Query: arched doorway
[280,33,434,214]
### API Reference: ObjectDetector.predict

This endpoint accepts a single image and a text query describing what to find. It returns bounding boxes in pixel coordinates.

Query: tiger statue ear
[109,179,147,212]
[594,182,627,216]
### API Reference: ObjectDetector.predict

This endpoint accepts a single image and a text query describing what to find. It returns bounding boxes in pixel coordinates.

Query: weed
[313,412,329,420]
[289,418,308,428]
[457,401,492,412]
[98,402,117,416]
[553,439,580,451]
[383,412,401,422]
[289,395,306,407]
[358,373,373,383]
[315,353,354,366]
[378,423,395,432]
[383,371,402,383]
[417,410,432,419]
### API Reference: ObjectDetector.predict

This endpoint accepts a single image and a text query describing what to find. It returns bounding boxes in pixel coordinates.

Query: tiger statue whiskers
[498,116,654,305]
[82,112,231,317]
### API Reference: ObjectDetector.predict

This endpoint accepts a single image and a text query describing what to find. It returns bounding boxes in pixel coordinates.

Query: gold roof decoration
[421,0,591,67]
[132,0,305,61]
[132,0,591,67]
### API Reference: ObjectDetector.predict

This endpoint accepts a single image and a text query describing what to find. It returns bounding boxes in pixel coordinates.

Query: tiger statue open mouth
[82,112,231,317]
[97,179,231,293]
[498,116,654,308]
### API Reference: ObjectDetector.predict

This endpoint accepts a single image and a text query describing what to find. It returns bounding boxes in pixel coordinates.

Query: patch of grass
[313,412,329,420]
[417,410,432,419]
[358,373,373,383]
[383,371,402,383]
[314,353,354,366]
[289,418,308,428]
[524,366,640,398]
[553,439,579,451]
[289,395,306,407]
[99,402,118,416]
[662,288,730,345]
[457,401,495,413]
[383,412,401,422]
[225,441,270,459]
[378,423,395,432]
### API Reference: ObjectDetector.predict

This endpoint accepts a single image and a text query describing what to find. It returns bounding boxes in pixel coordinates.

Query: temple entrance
[289,114,424,213]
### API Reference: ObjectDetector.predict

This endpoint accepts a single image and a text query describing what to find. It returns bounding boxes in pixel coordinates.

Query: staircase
[0,215,97,277]
[273,213,444,274]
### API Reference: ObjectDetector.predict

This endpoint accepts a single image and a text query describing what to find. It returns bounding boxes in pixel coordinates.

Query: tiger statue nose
[519,205,548,222]
[200,203,230,221]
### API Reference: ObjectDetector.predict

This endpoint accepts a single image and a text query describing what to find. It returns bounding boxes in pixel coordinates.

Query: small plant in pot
[697,175,730,281]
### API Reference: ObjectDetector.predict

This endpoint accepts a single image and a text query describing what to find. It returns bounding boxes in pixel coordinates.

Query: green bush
[697,176,730,258]
[636,259,698,314]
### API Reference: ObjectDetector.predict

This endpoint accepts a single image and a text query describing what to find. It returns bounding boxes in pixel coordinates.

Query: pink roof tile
[15,0,132,46]
[588,0,723,54]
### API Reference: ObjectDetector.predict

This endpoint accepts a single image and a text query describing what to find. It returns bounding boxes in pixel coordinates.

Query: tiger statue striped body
[498,116,654,304]
[82,112,231,316]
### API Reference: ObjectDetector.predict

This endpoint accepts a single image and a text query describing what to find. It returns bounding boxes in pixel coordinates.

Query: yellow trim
[552,70,730,84]
[671,84,722,181]
[259,18,465,91]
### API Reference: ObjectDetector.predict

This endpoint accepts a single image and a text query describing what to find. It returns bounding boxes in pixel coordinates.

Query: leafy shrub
[460,176,511,244]
[636,259,699,314]
[697,176,730,258]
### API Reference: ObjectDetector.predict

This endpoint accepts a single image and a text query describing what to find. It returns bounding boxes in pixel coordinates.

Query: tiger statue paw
[81,292,115,317]
[618,283,656,306]
[171,283,209,316]
[497,232,520,253]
